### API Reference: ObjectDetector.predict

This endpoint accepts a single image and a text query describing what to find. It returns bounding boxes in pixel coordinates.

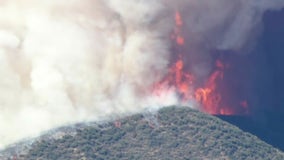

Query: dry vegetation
[2,106,284,160]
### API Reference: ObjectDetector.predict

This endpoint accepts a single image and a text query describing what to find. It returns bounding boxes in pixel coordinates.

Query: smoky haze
[0,0,283,149]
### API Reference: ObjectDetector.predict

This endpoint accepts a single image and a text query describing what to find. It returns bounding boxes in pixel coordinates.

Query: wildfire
[153,11,248,115]
[194,62,226,115]
[175,11,183,27]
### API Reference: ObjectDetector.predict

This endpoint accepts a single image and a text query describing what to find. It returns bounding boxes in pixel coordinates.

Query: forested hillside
[1,107,284,160]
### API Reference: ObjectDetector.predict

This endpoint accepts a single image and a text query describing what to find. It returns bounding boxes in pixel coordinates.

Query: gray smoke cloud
[0,0,283,149]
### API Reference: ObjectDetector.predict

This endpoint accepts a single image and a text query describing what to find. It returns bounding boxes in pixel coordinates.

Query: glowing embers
[175,11,183,27]
[173,11,185,46]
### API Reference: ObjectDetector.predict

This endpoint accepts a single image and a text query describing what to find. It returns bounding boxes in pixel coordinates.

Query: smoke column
[0,0,283,149]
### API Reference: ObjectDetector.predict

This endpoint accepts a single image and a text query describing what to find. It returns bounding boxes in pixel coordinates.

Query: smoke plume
[0,0,283,149]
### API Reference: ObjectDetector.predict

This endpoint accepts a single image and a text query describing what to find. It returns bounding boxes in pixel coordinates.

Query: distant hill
[1,106,284,160]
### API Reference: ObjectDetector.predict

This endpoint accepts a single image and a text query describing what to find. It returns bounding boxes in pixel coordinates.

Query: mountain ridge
[1,106,283,160]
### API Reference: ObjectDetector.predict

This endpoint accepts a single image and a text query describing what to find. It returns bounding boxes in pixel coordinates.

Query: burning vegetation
[153,11,249,115]
[1,0,284,149]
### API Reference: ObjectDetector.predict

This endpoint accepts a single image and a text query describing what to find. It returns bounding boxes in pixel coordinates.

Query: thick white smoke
[0,0,283,149]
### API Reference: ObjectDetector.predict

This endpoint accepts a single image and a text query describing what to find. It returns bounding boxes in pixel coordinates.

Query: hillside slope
[1,106,284,160]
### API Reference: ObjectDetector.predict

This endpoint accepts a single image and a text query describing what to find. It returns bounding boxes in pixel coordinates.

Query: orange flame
[194,69,226,114]
[175,11,183,27]
[176,36,185,45]
[152,11,246,115]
